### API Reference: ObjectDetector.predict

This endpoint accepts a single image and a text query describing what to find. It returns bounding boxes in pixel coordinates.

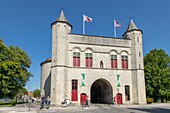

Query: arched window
[121,56,128,69]
[110,50,118,69]
[111,55,117,69]
[121,51,129,69]
[85,48,93,68]
[72,47,81,67]
[86,53,92,67]
[73,52,80,67]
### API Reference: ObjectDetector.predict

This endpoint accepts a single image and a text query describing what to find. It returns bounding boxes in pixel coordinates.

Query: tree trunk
[165,96,168,103]
[160,97,164,103]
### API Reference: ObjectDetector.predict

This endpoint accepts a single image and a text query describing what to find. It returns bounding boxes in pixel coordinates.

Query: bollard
[28,101,30,111]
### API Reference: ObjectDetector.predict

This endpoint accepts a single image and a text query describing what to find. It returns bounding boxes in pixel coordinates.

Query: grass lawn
[0,101,28,107]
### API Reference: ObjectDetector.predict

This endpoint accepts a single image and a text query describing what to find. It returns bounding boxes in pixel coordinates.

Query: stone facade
[40,10,146,105]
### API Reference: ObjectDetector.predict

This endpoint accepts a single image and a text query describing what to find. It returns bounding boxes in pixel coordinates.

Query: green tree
[33,89,40,98]
[19,87,28,96]
[20,87,28,95]
[17,87,28,99]
[144,48,170,102]
[0,39,32,98]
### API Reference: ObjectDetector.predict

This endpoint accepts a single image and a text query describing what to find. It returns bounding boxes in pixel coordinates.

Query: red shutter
[122,60,124,69]
[77,58,80,67]
[86,58,88,67]
[73,57,76,66]
[114,59,117,68]
[126,60,128,69]
[90,58,92,67]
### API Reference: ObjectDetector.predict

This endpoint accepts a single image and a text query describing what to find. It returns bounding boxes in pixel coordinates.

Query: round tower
[123,19,146,104]
[51,10,72,66]
[50,10,72,105]
[40,58,52,97]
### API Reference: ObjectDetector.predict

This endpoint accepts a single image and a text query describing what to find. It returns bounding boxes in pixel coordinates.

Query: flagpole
[83,15,85,35]
[114,19,116,37]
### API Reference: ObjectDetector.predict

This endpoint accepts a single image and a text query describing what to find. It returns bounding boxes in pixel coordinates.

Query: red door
[72,80,78,101]
[117,93,122,104]
[80,93,86,105]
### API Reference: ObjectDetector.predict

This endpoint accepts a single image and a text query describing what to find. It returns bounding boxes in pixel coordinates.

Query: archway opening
[90,78,113,104]
[116,93,122,104]
[80,93,86,105]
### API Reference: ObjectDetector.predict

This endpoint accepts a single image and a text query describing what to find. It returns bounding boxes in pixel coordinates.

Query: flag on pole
[114,19,121,27]
[83,15,93,34]
[83,15,93,22]
[114,19,121,37]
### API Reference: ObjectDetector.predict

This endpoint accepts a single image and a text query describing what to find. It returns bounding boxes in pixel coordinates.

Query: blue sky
[0,0,170,92]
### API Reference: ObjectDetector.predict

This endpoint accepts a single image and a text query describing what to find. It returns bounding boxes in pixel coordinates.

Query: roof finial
[61,8,63,10]
[130,17,132,20]
[127,18,138,31]
[57,9,68,22]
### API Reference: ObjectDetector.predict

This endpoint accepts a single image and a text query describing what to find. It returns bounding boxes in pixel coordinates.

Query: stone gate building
[40,10,146,105]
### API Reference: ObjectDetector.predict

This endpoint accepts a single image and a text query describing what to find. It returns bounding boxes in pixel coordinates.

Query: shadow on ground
[128,107,170,113]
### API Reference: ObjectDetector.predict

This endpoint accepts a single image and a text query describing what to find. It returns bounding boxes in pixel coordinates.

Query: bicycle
[68,100,74,107]
[61,99,74,107]
[40,98,50,109]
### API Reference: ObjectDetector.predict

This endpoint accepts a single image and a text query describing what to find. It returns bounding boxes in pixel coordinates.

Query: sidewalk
[113,103,170,108]
[0,106,37,113]
[0,107,36,113]
[0,103,93,113]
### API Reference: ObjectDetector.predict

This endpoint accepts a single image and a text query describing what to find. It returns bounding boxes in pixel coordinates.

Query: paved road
[120,103,170,113]
[0,103,169,113]
[38,104,170,113]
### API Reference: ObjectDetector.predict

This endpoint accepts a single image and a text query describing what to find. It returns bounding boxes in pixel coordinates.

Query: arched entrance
[116,93,122,104]
[80,93,86,105]
[90,78,113,104]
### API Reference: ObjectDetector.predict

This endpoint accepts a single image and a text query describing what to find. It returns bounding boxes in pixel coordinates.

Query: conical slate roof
[122,19,142,37]
[57,10,68,22]
[127,19,138,31]
[51,10,72,28]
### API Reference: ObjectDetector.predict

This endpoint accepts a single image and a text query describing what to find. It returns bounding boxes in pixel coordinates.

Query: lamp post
[28,100,30,111]
[28,83,30,111]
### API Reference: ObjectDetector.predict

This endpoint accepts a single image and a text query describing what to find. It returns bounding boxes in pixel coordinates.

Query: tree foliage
[16,87,28,99]
[144,48,170,102]
[18,87,28,95]
[0,39,32,98]
[33,89,40,98]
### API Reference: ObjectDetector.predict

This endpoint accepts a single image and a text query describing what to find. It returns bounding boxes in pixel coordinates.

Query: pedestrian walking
[85,95,89,107]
